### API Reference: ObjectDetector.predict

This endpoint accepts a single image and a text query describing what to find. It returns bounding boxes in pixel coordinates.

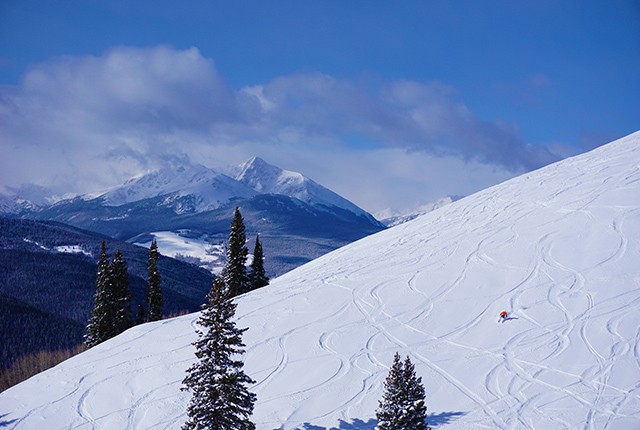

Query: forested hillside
[0,217,213,370]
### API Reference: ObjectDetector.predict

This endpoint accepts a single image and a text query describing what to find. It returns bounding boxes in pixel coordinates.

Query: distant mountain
[99,163,257,212]
[0,194,41,215]
[0,217,213,370]
[375,196,463,227]
[235,157,377,221]
[4,158,385,277]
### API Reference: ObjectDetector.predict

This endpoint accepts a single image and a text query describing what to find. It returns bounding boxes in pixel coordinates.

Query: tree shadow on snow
[294,411,465,430]
[296,418,377,430]
[0,414,18,428]
[427,410,466,426]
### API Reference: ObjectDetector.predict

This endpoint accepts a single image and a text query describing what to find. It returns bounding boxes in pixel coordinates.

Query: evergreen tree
[146,239,163,321]
[182,277,257,430]
[109,250,133,337]
[224,207,249,297]
[376,353,405,430]
[376,353,428,430]
[84,241,112,347]
[248,234,269,291]
[402,356,428,429]
[136,304,146,325]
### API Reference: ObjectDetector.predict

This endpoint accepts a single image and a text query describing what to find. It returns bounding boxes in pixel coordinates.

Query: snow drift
[2,132,640,429]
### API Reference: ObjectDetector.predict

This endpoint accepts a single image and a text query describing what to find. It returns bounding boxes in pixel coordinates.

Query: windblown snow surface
[2,132,640,429]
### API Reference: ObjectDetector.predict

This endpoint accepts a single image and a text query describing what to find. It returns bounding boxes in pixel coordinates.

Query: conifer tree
[84,241,112,347]
[146,239,163,321]
[376,353,428,430]
[248,234,269,291]
[402,356,428,429]
[182,277,257,430]
[109,250,133,337]
[224,207,249,297]
[376,353,405,430]
[136,304,146,325]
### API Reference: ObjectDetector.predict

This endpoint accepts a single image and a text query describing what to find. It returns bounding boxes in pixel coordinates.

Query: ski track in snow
[2,133,640,429]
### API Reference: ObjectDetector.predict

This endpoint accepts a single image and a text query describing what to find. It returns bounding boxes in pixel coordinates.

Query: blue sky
[1,1,639,213]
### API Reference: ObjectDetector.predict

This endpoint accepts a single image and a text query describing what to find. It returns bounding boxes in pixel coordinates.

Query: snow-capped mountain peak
[235,157,382,224]
[97,163,256,212]
[237,157,280,184]
[235,156,303,194]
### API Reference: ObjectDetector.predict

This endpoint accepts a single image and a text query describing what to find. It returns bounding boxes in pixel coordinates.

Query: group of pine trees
[181,207,427,429]
[84,239,163,348]
[376,353,429,430]
[85,207,426,429]
[225,207,269,297]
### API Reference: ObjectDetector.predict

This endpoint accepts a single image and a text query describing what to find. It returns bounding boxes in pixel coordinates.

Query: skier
[498,311,508,323]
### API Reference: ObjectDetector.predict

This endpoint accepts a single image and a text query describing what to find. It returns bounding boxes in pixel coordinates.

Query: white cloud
[287,146,514,213]
[0,46,560,212]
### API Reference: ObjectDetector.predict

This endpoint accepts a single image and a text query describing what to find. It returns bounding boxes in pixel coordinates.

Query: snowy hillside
[2,132,640,429]
[375,196,461,227]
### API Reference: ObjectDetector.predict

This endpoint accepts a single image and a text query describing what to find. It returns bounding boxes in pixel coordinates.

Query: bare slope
[2,132,639,429]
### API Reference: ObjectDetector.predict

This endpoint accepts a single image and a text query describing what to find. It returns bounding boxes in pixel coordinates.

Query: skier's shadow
[503,316,519,322]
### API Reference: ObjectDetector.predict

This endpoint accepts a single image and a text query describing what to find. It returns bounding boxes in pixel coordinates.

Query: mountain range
[2,132,638,428]
[1,157,386,277]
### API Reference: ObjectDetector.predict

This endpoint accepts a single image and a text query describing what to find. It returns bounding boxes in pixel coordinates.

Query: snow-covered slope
[376,196,461,227]
[2,132,640,429]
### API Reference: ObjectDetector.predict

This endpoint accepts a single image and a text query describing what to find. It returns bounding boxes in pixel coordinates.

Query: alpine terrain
[2,157,385,277]
[1,132,639,429]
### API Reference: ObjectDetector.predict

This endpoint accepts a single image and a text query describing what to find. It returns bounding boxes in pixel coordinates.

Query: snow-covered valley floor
[2,132,640,429]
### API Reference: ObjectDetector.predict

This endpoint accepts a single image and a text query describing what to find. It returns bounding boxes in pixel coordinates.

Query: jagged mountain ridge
[98,163,257,213]
[3,132,639,429]
[236,157,376,221]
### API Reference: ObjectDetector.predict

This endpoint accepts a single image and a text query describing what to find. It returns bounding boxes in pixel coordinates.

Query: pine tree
[224,207,249,297]
[84,241,112,347]
[376,353,405,430]
[109,250,133,337]
[136,303,146,325]
[146,239,163,321]
[182,277,257,430]
[376,353,428,430]
[248,234,269,291]
[402,356,428,430]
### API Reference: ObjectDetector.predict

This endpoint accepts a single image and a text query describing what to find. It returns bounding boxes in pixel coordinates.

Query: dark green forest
[0,217,213,372]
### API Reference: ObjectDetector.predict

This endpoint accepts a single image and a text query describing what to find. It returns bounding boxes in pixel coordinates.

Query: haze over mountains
[374,196,462,227]
[3,132,638,429]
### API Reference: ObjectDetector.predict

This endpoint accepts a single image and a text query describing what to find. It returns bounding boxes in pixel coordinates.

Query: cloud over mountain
[1,45,561,210]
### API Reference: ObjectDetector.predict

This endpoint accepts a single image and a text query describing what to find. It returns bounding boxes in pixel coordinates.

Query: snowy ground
[133,231,227,274]
[1,132,640,429]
